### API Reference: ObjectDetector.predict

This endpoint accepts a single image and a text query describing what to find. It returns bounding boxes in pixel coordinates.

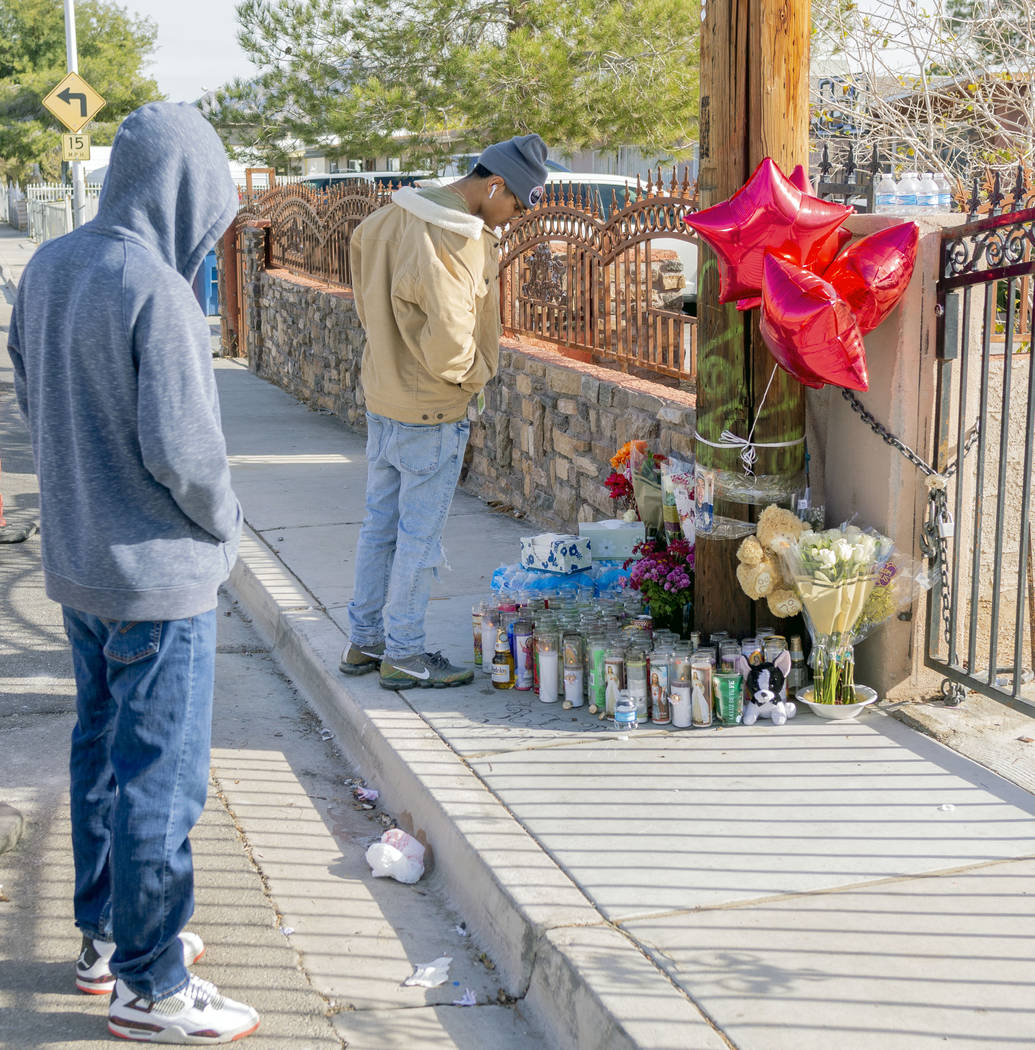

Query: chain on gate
[841,389,981,706]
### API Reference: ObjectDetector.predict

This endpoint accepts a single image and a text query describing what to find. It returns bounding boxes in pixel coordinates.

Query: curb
[0,802,25,855]
[227,524,729,1050]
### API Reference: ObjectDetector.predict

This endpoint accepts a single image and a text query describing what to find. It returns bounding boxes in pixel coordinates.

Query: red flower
[605,471,635,506]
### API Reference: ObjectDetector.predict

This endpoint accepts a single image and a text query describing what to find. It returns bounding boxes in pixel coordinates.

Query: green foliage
[210,0,698,169]
[0,0,162,183]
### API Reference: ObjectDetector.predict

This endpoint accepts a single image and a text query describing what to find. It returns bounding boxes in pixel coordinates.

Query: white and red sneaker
[108,974,259,1044]
[75,931,205,995]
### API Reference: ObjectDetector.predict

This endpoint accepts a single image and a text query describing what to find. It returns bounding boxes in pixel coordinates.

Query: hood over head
[94,102,238,282]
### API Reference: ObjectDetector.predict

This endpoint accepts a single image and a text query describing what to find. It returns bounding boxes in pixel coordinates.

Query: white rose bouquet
[781,524,895,704]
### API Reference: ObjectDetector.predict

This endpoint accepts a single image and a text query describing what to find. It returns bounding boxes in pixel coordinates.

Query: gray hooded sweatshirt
[7,102,241,621]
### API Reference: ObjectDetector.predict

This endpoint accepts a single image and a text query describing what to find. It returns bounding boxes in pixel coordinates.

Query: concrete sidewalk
[216,363,1035,1049]
[0,227,542,1049]
[5,223,1035,1048]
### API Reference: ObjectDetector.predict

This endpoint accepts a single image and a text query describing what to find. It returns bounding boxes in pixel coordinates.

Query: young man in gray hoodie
[7,102,259,1043]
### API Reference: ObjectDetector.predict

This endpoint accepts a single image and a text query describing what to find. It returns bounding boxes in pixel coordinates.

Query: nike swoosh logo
[360,649,383,658]
[405,668,431,679]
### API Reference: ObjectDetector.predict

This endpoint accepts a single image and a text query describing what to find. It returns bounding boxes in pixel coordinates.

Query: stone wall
[227,223,697,531]
[466,341,695,528]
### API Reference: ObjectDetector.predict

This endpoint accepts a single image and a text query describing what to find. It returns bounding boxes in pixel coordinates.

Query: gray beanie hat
[477,133,549,208]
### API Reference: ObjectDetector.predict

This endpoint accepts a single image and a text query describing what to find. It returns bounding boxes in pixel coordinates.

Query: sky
[122,0,258,103]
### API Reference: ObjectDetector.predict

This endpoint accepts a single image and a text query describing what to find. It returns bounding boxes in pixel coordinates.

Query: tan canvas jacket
[350,188,502,424]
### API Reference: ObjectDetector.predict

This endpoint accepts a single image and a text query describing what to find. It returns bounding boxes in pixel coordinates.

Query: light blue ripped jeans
[348,411,470,658]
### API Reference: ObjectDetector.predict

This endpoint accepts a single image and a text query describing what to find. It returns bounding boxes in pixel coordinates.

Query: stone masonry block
[573,454,602,478]
[516,373,534,396]
[547,366,583,398]
[553,488,577,525]
[556,398,580,418]
[581,375,601,403]
[658,405,687,425]
[553,430,591,459]
[629,391,664,415]
[595,412,618,447]
[621,409,662,441]
[580,482,615,516]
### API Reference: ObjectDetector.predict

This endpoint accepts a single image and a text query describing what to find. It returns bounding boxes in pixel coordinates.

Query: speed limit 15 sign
[61,133,91,162]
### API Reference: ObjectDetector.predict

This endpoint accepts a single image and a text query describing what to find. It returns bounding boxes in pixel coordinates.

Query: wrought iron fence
[813,141,879,213]
[235,182,391,288]
[237,171,701,384]
[498,169,699,383]
[960,161,1035,219]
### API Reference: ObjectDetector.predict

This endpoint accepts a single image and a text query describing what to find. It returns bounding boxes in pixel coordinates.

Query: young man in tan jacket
[342,134,549,689]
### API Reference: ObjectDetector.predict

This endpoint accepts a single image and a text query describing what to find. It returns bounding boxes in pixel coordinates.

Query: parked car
[299,171,432,191]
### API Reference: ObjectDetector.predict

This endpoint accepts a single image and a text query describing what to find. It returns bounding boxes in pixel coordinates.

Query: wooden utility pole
[694,0,810,637]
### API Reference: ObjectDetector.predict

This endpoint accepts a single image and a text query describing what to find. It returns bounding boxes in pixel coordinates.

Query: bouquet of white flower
[781,525,895,705]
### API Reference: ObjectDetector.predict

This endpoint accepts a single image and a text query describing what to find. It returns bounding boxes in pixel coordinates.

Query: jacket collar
[392,187,486,240]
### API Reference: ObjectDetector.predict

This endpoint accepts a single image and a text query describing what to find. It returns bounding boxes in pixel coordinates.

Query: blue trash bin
[192,250,219,316]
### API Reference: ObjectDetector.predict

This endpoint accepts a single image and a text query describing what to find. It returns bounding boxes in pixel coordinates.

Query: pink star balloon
[685,158,853,303]
[736,226,851,312]
[822,222,919,334]
[759,253,869,391]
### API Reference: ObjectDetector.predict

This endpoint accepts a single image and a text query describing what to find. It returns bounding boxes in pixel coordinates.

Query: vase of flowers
[780,525,893,705]
[623,538,695,637]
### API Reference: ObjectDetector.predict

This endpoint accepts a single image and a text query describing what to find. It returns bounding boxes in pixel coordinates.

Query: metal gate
[928,206,1035,713]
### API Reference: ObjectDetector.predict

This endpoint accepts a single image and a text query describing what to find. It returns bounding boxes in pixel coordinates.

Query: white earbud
[488,185,498,198]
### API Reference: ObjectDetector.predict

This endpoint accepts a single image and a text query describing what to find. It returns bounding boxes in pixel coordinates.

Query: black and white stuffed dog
[735,650,796,726]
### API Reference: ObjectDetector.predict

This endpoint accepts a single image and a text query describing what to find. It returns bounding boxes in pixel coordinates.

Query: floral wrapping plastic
[779,524,931,704]
[660,456,695,544]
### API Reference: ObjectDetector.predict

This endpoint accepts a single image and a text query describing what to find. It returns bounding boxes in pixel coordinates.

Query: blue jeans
[63,607,217,1000]
[348,412,470,658]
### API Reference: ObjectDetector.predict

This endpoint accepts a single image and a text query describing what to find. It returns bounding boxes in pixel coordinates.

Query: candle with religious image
[649,652,671,724]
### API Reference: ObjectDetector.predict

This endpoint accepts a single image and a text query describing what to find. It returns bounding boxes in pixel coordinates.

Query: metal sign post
[64,0,85,228]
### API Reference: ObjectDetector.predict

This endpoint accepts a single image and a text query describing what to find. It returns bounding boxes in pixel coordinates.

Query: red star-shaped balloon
[759,253,869,392]
[823,222,920,334]
[686,157,853,304]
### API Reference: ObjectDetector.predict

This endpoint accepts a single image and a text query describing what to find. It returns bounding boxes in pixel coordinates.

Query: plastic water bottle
[613,693,638,732]
[874,173,897,214]
[894,171,920,215]
[935,173,952,210]
[918,172,939,210]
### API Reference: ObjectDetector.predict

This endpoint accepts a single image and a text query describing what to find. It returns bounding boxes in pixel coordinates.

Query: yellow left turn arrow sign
[43,72,105,133]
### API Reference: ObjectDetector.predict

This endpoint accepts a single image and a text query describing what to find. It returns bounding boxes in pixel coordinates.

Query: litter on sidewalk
[366,828,425,884]
[402,956,451,988]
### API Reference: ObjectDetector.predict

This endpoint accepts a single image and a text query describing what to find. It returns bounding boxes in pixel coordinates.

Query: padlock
[938,511,954,539]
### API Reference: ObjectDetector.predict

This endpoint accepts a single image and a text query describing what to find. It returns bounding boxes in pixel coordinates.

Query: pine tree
[209,0,699,169]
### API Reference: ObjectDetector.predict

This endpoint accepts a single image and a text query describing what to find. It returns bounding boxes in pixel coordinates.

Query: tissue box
[578,519,645,560]
[519,533,592,574]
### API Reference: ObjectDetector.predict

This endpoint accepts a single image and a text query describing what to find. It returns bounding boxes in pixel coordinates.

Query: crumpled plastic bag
[403,956,452,987]
[365,828,426,884]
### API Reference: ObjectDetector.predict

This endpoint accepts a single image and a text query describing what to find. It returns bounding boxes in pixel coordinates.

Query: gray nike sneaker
[379,651,474,690]
[339,641,385,675]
